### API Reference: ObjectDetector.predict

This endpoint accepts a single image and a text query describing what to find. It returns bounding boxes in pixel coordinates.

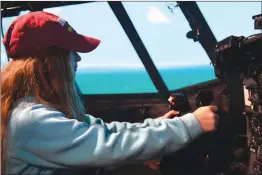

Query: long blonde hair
[1,46,86,174]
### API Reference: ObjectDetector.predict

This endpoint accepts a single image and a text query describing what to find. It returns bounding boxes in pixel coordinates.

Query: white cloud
[44,7,62,16]
[146,6,170,24]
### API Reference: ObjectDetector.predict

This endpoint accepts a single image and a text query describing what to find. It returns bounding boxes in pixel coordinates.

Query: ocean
[75,65,216,94]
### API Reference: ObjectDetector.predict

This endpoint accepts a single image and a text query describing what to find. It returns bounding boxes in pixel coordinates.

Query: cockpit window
[198,2,261,41]
[44,2,157,94]
[1,41,8,69]
[122,2,216,91]
[1,16,16,69]
[2,2,259,94]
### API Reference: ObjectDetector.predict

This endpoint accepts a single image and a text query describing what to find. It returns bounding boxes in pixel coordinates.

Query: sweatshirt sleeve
[87,114,201,140]
[11,103,203,169]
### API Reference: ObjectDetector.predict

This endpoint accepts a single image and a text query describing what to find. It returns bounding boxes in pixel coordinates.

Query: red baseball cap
[3,11,101,58]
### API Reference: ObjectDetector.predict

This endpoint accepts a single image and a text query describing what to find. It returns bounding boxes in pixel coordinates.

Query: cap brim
[60,33,101,53]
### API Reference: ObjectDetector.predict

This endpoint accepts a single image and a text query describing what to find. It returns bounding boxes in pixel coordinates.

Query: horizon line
[78,63,213,70]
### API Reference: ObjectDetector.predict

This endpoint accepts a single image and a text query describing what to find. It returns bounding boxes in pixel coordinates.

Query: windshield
[123,2,216,91]
[2,2,258,95]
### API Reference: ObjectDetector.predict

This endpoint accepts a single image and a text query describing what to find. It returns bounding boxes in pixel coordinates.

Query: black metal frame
[1,1,217,100]
[108,2,169,100]
[178,1,217,64]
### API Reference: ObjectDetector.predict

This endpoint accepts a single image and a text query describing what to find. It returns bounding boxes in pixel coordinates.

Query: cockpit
[1,1,262,175]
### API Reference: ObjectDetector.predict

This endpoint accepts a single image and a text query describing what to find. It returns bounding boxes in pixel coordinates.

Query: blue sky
[1,2,261,70]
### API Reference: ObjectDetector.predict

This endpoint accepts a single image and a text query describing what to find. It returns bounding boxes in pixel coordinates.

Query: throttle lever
[168,92,191,116]
[194,90,221,172]
[160,91,225,174]
[194,90,227,128]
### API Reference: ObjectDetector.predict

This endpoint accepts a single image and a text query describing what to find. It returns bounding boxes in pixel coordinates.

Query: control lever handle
[168,92,191,116]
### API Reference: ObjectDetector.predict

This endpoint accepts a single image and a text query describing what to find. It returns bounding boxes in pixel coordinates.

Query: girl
[1,11,218,175]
